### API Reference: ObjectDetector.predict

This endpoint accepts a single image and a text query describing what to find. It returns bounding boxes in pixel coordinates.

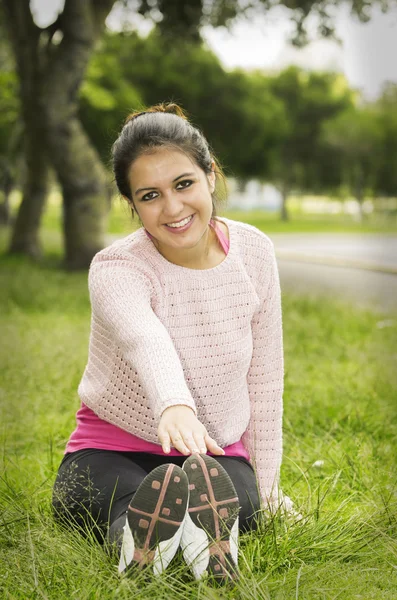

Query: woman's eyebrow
[135,172,195,195]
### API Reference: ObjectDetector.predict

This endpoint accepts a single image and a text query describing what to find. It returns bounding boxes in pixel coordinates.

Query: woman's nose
[162,191,185,217]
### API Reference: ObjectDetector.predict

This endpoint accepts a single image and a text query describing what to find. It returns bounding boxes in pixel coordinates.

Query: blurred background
[1,0,397,310]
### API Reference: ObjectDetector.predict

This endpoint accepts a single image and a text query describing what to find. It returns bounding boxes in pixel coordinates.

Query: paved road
[271,233,397,273]
[271,234,397,314]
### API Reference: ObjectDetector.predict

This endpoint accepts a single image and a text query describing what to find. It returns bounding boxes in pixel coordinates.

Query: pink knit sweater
[78,217,284,503]
[66,220,248,459]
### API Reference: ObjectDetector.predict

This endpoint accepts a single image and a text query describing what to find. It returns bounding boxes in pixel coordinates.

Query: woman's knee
[214,457,261,532]
[52,450,149,541]
[52,459,106,541]
[238,488,261,531]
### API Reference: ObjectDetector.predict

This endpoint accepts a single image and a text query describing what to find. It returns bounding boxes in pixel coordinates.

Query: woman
[53,103,288,583]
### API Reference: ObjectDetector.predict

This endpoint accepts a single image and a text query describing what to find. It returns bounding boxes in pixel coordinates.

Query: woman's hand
[158,405,225,456]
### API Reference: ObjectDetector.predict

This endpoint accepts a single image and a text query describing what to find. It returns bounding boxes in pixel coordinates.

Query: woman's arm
[84,255,224,456]
[85,256,197,421]
[242,241,284,508]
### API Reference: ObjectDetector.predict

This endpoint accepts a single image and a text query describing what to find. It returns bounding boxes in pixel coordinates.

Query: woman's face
[127,147,216,265]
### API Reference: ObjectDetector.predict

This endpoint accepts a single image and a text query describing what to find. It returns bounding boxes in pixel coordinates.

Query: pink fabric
[66,403,249,459]
[210,218,230,254]
[66,219,248,460]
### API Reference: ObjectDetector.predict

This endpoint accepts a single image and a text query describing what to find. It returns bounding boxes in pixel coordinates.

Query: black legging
[52,449,261,546]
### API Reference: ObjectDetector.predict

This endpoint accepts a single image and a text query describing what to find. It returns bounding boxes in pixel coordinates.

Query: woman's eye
[141,180,193,201]
[176,179,193,190]
[141,191,158,202]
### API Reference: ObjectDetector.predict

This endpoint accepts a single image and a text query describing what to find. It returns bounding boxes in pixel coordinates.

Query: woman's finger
[193,432,207,454]
[204,434,225,456]
[158,429,171,454]
[170,431,191,455]
[180,432,200,454]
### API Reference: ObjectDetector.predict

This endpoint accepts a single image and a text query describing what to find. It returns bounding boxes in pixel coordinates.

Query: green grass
[1,226,397,599]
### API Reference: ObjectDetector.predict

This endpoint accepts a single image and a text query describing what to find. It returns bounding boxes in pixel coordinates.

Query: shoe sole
[126,463,189,572]
[182,454,240,581]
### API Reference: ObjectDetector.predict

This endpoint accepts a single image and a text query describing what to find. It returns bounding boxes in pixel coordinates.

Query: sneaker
[181,454,240,582]
[118,463,189,576]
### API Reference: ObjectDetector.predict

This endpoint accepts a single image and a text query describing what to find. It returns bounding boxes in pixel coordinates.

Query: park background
[0,1,396,598]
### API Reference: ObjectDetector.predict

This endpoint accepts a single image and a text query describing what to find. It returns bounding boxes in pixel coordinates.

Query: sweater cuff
[156,397,197,421]
[261,492,302,521]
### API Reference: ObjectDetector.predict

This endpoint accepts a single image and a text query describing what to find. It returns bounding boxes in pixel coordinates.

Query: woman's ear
[122,194,133,206]
[124,194,138,214]
[123,195,142,223]
[208,160,216,192]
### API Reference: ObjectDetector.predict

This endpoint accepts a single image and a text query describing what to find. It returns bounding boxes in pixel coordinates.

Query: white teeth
[166,215,193,228]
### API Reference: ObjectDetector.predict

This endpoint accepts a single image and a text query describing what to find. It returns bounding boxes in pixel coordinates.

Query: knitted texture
[79,217,284,503]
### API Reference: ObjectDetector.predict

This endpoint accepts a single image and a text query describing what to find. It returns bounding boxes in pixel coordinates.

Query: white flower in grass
[312,460,325,468]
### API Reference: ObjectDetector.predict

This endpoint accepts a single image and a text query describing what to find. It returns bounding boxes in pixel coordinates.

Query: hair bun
[161,102,188,120]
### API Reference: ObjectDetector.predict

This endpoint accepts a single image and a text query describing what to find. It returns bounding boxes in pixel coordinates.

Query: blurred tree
[373,83,397,200]
[84,31,286,183]
[0,2,48,256]
[0,0,114,267]
[0,25,20,225]
[321,106,384,220]
[79,40,143,165]
[137,0,394,47]
[267,66,354,220]
[0,0,393,265]
[215,69,287,181]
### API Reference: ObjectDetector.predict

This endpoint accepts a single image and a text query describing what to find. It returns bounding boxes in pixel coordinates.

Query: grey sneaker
[118,463,189,576]
[181,454,240,582]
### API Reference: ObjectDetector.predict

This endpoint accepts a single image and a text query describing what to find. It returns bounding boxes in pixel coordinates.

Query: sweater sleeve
[86,256,197,421]
[242,241,284,507]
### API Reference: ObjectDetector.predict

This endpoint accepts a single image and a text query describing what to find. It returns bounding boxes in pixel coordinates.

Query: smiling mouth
[164,214,194,227]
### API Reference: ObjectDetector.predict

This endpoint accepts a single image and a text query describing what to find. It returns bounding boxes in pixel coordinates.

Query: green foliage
[267,66,355,192]
[373,83,397,197]
[0,224,396,598]
[80,31,358,192]
[0,34,20,173]
[2,22,397,206]
[79,43,143,164]
[80,30,286,180]
[0,70,19,156]
[137,0,397,49]
[79,28,397,206]
[322,106,385,203]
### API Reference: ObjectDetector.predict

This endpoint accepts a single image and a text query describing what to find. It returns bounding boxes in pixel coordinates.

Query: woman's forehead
[129,148,198,184]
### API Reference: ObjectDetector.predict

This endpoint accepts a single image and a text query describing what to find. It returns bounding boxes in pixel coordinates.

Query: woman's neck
[149,220,220,270]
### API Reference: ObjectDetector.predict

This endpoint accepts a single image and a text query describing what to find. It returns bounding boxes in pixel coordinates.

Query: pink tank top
[65,220,249,460]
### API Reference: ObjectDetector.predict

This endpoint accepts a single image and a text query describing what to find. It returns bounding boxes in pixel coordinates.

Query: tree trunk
[46,116,108,269]
[1,0,49,257]
[40,0,114,269]
[0,197,10,226]
[280,181,290,221]
[0,162,12,226]
[354,163,364,222]
[9,171,48,258]
[236,178,247,194]
[9,111,48,257]
[356,191,364,222]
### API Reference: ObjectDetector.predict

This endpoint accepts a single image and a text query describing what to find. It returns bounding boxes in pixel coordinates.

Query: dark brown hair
[111,102,227,222]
